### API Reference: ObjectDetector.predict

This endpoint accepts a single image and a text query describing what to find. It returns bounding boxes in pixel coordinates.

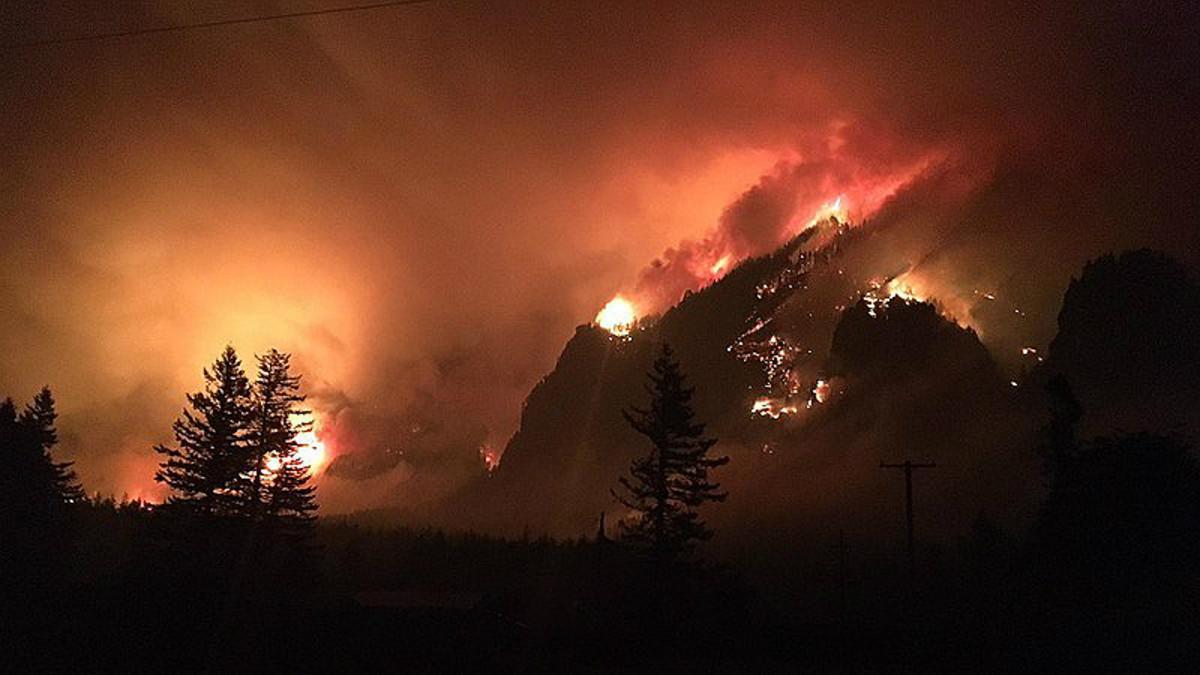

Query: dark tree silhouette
[1035,432,1200,568]
[613,343,728,560]
[1040,374,1082,481]
[0,388,83,510]
[1025,432,1200,669]
[0,388,82,603]
[155,346,254,515]
[246,349,317,536]
[18,387,84,503]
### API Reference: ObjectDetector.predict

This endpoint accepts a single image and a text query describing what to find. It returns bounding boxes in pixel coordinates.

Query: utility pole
[880,460,936,574]
[836,529,847,624]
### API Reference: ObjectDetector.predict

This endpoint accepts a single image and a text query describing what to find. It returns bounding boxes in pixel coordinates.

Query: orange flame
[595,295,637,336]
[805,195,848,229]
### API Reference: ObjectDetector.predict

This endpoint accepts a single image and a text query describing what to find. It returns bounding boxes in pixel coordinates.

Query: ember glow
[751,396,799,419]
[595,296,637,336]
[480,444,501,472]
[865,279,915,317]
[812,379,831,404]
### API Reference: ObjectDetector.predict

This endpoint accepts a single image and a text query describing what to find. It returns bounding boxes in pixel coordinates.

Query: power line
[3,0,440,49]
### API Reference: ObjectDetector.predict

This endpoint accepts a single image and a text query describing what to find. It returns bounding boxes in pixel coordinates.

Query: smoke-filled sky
[2,1,1197,507]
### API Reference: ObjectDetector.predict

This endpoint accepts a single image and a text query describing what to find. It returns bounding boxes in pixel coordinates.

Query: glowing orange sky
[1,1,1196,508]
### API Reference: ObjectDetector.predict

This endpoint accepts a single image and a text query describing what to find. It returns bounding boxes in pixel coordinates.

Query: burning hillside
[446,195,1045,538]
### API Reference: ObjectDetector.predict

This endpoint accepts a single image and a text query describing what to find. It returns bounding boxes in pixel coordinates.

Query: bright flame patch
[596,295,637,336]
[479,444,500,472]
[710,254,732,276]
[805,195,848,229]
[263,429,328,476]
[294,430,328,473]
[751,396,799,419]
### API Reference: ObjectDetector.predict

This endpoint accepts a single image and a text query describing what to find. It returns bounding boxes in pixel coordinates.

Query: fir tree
[612,343,728,560]
[18,387,84,503]
[245,349,317,536]
[155,346,254,516]
[0,389,81,599]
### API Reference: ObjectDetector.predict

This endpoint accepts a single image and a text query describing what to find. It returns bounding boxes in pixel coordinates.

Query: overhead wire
[3,0,440,49]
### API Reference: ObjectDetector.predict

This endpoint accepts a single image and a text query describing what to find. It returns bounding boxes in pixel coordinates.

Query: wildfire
[751,396,799,419]
[263,428,328,476]
[805,195,848,228]
[596,295,637,336]
[479,444,500,472]
[710,254,732,276]
[864,274,929,317]
[883,277,921,302]
[812,379,831,404]
[295,429,328,473]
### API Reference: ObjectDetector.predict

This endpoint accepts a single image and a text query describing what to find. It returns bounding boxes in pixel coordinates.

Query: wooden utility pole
[880,460,936,574]
[836,529,847,623]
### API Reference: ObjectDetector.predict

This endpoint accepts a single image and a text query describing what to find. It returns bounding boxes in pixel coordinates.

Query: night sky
[2,1,1197,509]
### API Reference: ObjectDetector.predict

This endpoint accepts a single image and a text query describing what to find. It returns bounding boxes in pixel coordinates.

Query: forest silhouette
[3,249,1200,671]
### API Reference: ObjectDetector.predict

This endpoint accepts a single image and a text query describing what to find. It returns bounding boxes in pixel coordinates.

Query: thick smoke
[1,1,1196,511]
[631,138,942,313]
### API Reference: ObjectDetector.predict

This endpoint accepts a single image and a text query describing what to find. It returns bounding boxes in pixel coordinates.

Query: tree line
[1,346,319,612]
[154,345,317,537]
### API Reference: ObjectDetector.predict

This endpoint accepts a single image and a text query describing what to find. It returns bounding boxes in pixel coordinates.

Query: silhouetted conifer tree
[0,388,81,602]
[17,387,84,503]
[612,343,728,560]
[244,349,317,536]
[155,346,253,515]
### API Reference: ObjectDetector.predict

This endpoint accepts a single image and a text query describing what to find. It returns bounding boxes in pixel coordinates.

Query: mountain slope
[474,218,1038,539]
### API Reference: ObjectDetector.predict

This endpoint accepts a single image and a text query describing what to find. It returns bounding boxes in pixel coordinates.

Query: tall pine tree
[244,349,317,536]
[613,343,728,560]
[155,346,254,516]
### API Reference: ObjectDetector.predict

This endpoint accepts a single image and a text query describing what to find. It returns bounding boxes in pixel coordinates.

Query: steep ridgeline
[479,218,1034,539]
[478,228,811,534]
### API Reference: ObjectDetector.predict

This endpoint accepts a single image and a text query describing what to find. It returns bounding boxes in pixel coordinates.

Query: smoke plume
[1,1,1195,512]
